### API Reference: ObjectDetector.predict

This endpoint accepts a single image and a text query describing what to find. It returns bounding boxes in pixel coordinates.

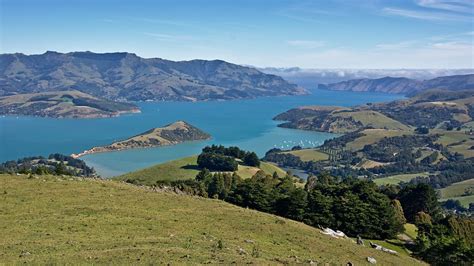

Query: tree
[243,152,260,167]
[54,162,68,175]
[392,199,407,232]
[208,173,226,199]
[415,126,429,134]
[398,183,440,223]
[196,168,212,182]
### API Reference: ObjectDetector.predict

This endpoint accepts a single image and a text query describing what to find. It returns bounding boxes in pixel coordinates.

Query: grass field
[403,224,418,240]
[0,174,424,264]
[439,179,474,198]
[438,179,474,208]
[373,173,430,186]
[434,129,474,158]
[114,156,287,185]
[439,195,474,208]
[358,159,390,169]
[283,149,329,162]
[346,129,413,151]
[333,110,411,131]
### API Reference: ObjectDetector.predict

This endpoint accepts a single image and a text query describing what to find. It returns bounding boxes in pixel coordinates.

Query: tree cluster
[197,145,260,171]
[168,169,405,239]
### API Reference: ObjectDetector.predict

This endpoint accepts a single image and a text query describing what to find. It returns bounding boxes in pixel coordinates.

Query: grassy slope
[373,173,430,186]
[0,90,137,118]
[114,156,287,185]
[438,179,474,207]
[334,110,411,131]
[439,178,474,198]
[0,174,423,265]
[434,129,474,158]
[439,195,474,208]
[283,149,329,162]
[404,224,418,240]
[346,129,413,151]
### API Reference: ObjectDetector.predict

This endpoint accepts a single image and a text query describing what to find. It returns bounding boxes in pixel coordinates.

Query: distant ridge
[0,51,307,102]
[318,74,474,95]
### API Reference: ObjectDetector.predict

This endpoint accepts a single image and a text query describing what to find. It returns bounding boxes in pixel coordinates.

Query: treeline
[147,170,405,239]
[145,166,474,265]
[197,145,260,171]
[0,153,96,177]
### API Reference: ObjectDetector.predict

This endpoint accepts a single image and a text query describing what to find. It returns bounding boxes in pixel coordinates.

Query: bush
[243,152,260,167]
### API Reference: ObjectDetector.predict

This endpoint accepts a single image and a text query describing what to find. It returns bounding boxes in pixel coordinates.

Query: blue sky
[1,0,473,68]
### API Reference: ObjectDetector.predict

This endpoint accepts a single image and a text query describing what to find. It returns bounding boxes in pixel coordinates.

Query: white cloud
[258,38,474,68]
[287,40,326,49]
[382,7,471,21]
[416,0,474,14]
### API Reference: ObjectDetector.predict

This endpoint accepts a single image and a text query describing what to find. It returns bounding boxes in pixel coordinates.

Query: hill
[274,89,474,134]
[0,174,424,264]
[0,90,139,118]
[318,74,474,95]
[439,179,474,208]
[274,106,411,133]
[72,121,210,158]
[114,155,286,185]
[0,51,306,102]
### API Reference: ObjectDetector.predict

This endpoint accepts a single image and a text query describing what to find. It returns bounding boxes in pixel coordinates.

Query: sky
[1,0,473,68]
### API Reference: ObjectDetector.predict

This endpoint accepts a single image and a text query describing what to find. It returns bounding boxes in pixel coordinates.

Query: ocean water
[0,89,403,177]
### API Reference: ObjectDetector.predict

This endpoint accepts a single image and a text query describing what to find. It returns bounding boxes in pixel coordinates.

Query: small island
[0,90,140,118]
[72,121,211,158]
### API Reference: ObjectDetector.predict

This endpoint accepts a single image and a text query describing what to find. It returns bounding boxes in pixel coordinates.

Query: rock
[244,239,254,243]
[367,257,377,264]
[19,251,31,257]
[237,247,247,255]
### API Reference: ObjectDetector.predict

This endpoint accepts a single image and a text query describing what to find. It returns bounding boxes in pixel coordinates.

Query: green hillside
[439,179,474,207]
[283,149,329,162]
[334,110,411,131]
[373,173,430,186]
[114,156,287,185]
[0,174,424,264]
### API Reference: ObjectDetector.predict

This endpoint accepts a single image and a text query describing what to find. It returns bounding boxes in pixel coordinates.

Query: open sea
[0,89,403,177]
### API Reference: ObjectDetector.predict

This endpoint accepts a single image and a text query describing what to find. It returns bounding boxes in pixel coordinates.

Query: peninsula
[72,121,211,158]
[0,90,140,118]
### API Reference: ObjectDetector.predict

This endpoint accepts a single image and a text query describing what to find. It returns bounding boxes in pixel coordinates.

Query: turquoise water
[0,89,403,177]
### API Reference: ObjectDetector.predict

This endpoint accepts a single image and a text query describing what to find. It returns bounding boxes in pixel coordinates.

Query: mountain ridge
[0,51,307,102]
[318,74,474,95]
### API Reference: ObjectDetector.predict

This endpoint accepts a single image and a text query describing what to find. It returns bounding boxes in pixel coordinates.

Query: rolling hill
[114,155,287,185]
[0,51,306,102]
[0,174,424,264]
[0,90,139,118]
[274,89,474,134]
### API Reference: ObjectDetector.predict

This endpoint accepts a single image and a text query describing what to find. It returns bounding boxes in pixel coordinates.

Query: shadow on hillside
[181,164,201,170]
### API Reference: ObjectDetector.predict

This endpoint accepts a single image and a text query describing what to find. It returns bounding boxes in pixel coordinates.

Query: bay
[0,89,403,177]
